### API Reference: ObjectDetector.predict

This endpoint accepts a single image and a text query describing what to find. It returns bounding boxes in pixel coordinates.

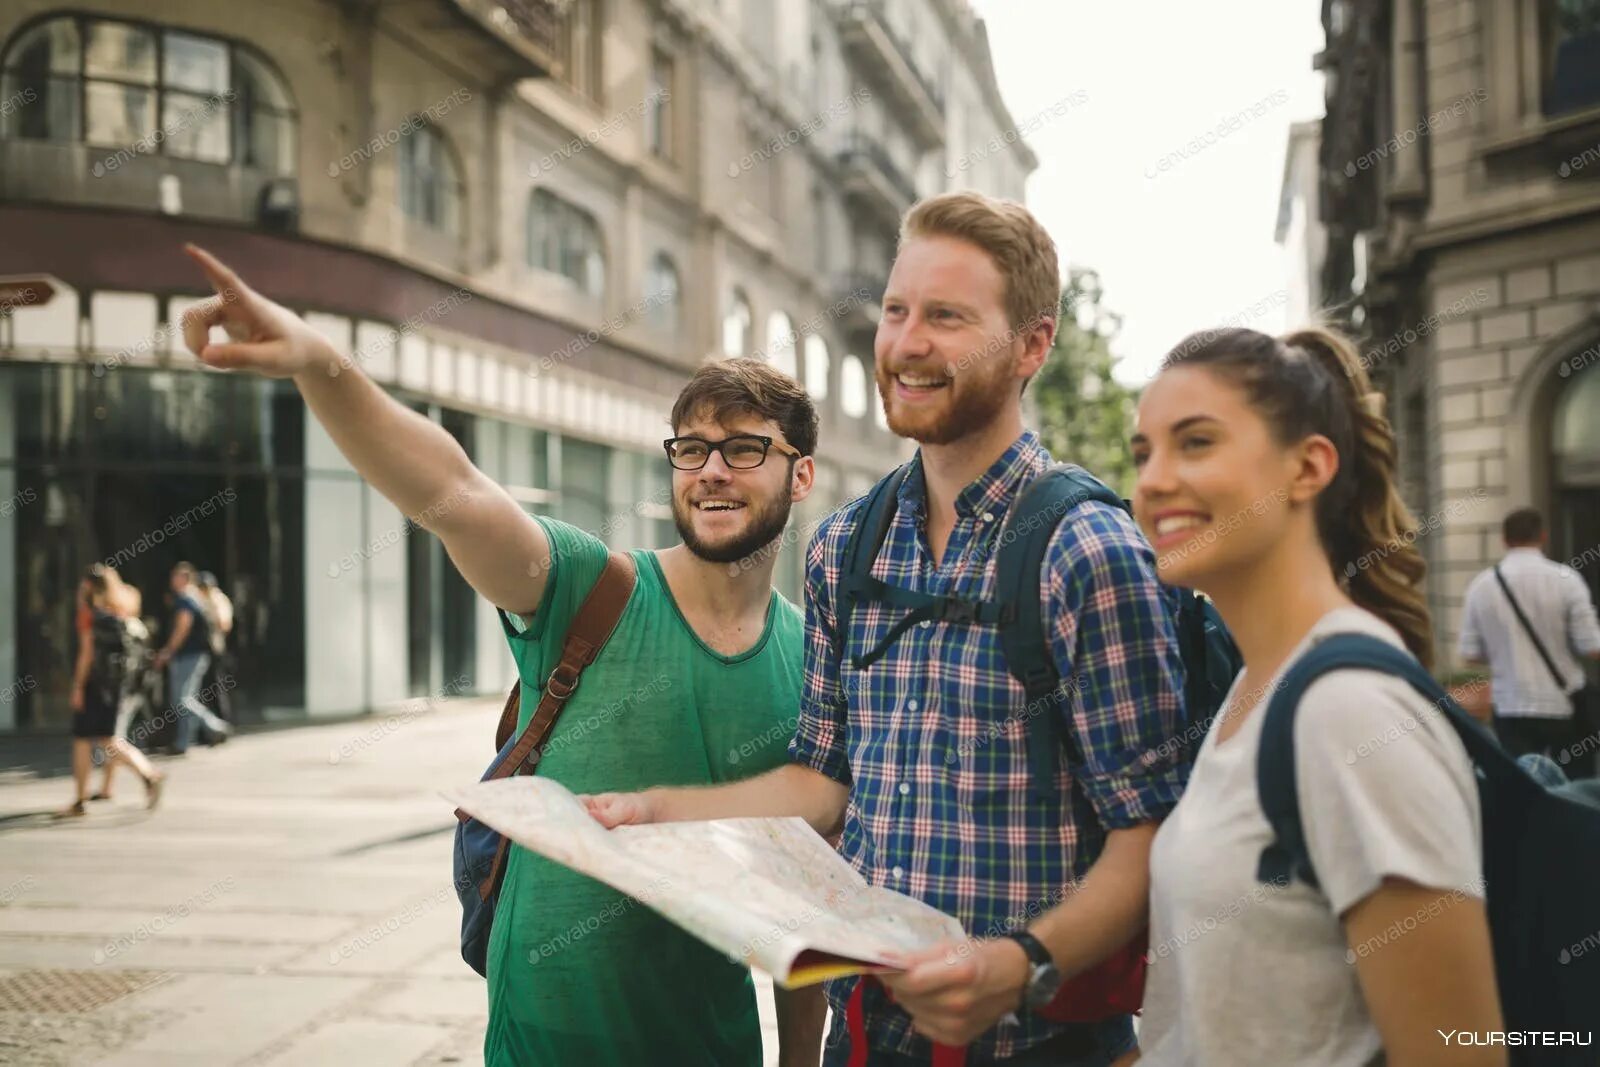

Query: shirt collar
[1503,546,1546,561]
[897,430,1048,520]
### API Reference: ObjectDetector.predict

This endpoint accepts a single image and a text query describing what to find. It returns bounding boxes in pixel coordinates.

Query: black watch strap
[1003,929,1054,968]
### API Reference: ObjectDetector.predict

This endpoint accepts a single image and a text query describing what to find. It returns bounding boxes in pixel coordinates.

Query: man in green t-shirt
[176,246,828,1066]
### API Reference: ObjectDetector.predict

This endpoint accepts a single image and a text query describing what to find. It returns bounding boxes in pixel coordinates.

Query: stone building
[0,0,1036,730]
[1316,0,1600,666]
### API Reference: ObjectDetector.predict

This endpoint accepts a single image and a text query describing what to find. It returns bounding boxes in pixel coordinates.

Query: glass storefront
[0,361,749,732]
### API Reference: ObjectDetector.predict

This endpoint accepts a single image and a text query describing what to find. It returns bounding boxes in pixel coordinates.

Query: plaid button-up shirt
[790,431,1190,1062]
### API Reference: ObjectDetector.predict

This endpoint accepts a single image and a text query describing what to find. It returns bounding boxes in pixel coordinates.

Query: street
[0,699,782,1066]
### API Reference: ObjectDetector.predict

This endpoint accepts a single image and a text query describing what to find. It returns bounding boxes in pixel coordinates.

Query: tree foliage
[1031,268,1140,495]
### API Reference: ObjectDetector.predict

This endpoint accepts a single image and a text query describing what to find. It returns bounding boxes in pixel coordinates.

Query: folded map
[444,776,966,987]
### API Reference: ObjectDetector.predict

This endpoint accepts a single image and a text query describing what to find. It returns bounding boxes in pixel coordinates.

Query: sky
[970,1,1327,385]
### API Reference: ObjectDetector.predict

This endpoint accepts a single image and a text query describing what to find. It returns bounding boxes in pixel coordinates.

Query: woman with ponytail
[1125,326,1504,1065]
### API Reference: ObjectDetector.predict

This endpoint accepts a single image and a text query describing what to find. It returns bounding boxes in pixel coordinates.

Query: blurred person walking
[1459,508,1600,776]
[154,562,232,753]
[60,567,165,817]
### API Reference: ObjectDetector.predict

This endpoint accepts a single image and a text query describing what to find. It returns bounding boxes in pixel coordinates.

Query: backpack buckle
[940,599,981,625]
[545,663,581,700]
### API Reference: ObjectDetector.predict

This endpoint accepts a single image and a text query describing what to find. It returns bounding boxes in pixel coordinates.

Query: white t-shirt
[1138,606,1483,1067]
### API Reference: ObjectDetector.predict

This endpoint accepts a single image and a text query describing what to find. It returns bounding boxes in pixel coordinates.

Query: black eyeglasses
[663,434,802,471]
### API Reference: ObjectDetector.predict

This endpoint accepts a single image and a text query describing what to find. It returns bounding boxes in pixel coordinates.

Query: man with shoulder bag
[175,246,827,1066]
[1460,507,1600,777]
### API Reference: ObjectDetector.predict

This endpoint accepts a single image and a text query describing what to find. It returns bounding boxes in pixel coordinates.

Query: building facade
[0,0,1036,731]
[1276,118,1327,329]
[1316,0,1600,668]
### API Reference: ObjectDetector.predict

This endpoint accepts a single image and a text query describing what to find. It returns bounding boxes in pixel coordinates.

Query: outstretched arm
[180,246,552,615]
[585,763,848,838]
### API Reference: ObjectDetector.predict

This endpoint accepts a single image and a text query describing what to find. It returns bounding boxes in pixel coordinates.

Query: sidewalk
[0,697,782,1065]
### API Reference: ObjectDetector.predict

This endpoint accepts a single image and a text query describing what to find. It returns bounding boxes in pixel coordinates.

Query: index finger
[183,243,248,302]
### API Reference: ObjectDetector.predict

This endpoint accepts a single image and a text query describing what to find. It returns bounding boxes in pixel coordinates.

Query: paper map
[444,776,966,987]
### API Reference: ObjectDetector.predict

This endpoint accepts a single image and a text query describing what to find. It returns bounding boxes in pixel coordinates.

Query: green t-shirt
[483,518,804,1067]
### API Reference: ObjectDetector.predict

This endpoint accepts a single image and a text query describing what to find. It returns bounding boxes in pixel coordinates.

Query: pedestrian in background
[153,562,232,753]
[1459,508,1600,776]
[196,571,235,725]
[60,566,165,817]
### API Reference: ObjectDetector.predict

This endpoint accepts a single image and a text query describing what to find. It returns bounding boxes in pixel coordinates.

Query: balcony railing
[444,0,563,75]
[837,132,917,224]
[833,270,885,333]
[835,1,946,147]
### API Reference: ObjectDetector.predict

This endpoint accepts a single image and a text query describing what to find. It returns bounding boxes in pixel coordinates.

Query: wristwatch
[1003,929,1064,1013]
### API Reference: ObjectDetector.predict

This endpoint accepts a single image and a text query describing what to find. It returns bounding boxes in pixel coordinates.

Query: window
[233,50,295,174]
[1545,0,1600,115]
[0,15,294,172]
[804,334,830,399]
[644,252,681,336]
[398,123,463,236]
[646,48,674,160]
[841,354,869,418]
[557,0,603,103]
[766,311,796,379]
[722,288,753,358]
[1555,355,1600,458]
[528,189,606,298]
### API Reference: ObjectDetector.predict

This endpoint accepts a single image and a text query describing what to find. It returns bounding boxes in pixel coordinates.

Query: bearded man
[176,247,827,1067]
[588,192,1189,1066]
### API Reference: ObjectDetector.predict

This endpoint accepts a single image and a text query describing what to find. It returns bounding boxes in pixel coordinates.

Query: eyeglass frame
[661,434,803,472]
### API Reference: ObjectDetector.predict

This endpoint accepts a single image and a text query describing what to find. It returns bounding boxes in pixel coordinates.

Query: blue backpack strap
[996,466,1128,800]
[1255,632,1514,890]
[837,462,1004,671]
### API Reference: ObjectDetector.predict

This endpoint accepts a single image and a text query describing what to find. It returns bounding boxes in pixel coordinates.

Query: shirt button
[920,619,933,629]
[981,511,995,523]
[898,781,911,795]
[891,865,904,880]
[907,699,919,712]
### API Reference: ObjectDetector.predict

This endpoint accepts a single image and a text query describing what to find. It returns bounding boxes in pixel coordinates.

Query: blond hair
[900,192,1061,334]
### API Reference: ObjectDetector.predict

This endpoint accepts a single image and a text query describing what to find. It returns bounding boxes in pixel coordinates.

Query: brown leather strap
[492,550,637,779]
[493,680,522,752]
[461,551,638,896]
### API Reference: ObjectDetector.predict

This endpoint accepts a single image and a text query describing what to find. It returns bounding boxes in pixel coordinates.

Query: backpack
[835,461,1242,1023]
[1256,633,1600,1064]
[452,551,636,977]
[838,462,1241,801]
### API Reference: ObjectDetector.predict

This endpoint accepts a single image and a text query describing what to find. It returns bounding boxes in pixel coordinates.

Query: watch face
[1025,962,1064,1011]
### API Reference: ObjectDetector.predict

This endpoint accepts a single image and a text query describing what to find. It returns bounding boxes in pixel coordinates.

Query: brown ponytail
[1160,324,1434,667]
[1280,327,1432,668]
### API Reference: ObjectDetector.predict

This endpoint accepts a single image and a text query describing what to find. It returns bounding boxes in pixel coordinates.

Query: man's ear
[791,456,816,503]
[1017,316,1055,382]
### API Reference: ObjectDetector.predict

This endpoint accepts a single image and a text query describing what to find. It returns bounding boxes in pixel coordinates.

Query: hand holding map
[444,776,966,987]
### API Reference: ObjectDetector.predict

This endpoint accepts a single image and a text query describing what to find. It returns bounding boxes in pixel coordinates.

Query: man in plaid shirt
[590,192,1190,1065]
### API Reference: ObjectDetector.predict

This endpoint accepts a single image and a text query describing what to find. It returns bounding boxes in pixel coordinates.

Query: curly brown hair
[670,358,818,457]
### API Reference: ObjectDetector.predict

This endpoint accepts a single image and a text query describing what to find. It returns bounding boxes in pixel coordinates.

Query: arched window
[1555,356,1600,459]
[766,310,797,379]
[722,288,753,358]
[0,15,295,172]
[644,252,681,336]
[398,122,463,237]
[232,50,295,175]
[804,334,830,399]
[527,188,606,298]
[841,354,869,418]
